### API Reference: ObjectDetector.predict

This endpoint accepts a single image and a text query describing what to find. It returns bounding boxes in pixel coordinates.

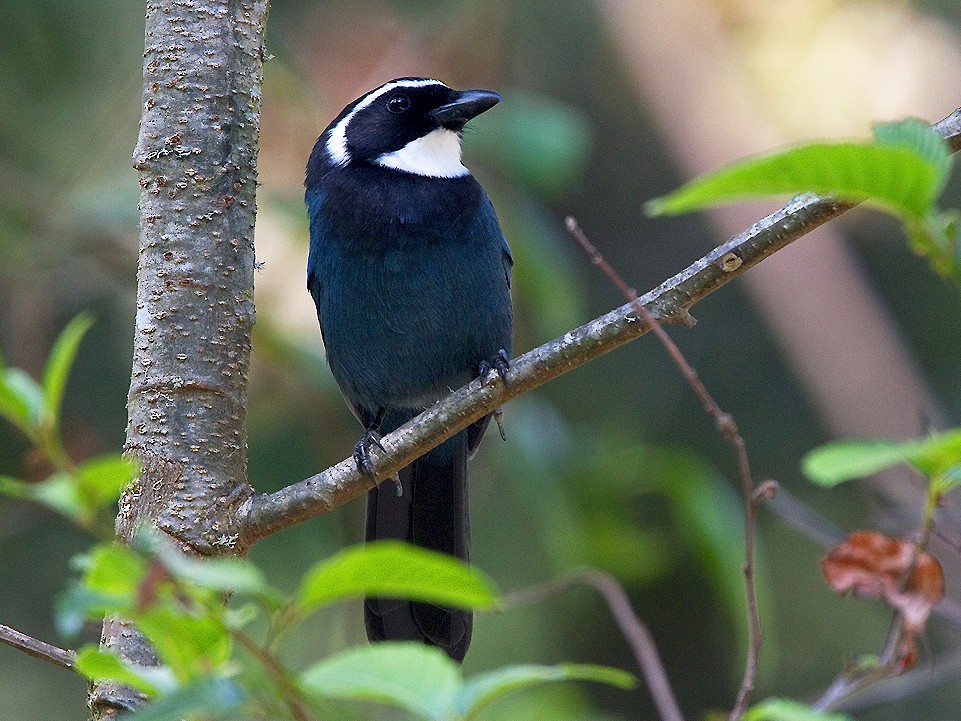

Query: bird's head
[321,78,501,179]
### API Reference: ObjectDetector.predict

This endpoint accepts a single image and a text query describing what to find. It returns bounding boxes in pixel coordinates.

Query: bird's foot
[477,349,510,386]
[353,428,386,480]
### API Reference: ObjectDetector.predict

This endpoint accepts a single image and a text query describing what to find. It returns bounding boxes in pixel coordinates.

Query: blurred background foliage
[1,0,961,719]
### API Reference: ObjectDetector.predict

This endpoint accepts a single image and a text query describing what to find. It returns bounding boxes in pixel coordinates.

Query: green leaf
[646,138,944,220]
[74,646,160,697]
[903,429,961,478]
[41,312,94,428]
[300,642,460,720]
[75,454,138,507]
[29,472,88,522]
[126,677,245,721]
[458,663,635,719]
[297,541,498,613]
[942,465,961,492]
[873,119,951,195]
[0,457,134,525]
[137,607,232,682]
[804,439,920,486]
[907,210,960,280]
[161,551,267,597]
[803,430,961,486]
[743,698,853,721]
[83,543,150,602]
[138,528,268,597]
[0,367,45,433]
[0,474,31,500]
[56,584,123,637]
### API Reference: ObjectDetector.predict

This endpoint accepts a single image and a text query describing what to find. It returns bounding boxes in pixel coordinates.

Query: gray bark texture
[91,1,267,717]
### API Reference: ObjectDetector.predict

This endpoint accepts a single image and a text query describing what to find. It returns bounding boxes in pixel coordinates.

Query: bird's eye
[387,95,411,114]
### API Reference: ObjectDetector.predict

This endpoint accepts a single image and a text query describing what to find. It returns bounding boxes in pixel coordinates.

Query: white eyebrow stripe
[325,78,448,167]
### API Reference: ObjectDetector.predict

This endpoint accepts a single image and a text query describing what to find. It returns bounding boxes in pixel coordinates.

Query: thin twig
[233,630,317,721]
[565,217,764,721]
[0,623,76,670]
[505,569,685,721]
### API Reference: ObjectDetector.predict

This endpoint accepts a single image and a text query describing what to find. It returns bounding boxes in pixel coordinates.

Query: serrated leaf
[74,646,160,697]
[300,642,460,720]
[803,430,961,486]
[873,119,951,195]
[42,313,94,428]
[458,663,635,719]
[646,141,942,220]
[76,454,138,507]
[126,677,245,721]
[297,541,498,613]
[743,697,853,721]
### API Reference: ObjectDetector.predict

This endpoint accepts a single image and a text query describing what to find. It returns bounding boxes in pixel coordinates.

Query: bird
[305,78,513,661]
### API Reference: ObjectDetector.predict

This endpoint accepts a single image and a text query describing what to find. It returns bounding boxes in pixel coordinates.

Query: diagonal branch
[241,106,961,544]
[0,623,76,671]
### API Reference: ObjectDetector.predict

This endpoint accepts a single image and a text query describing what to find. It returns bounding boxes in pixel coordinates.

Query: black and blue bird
[305,78,513,661]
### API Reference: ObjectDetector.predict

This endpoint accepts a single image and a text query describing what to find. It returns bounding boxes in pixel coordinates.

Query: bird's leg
[354,407,387,480]
[477,349,510,386]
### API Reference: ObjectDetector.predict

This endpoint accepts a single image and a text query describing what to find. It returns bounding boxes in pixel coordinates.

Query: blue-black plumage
[305,78,512,661]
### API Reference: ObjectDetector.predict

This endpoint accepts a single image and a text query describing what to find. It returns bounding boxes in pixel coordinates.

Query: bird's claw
[494,407,507,441]
[478,349,510,386]
[353,428,385,480]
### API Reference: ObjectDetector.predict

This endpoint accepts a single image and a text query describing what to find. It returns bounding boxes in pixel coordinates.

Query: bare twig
[564,218,765,720]
[233,630,317,721]
[0,623,76,671]
[505,569,685,721]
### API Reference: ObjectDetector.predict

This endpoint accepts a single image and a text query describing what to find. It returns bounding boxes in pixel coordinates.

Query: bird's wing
[305,186,327,295]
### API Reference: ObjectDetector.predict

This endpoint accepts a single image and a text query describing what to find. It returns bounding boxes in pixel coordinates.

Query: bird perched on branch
[305,78,513,661]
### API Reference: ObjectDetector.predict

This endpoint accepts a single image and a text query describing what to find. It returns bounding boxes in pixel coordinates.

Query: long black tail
[364,430,472,661]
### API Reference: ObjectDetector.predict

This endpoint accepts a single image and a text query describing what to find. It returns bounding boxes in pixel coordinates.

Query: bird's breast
[307,167,511,418]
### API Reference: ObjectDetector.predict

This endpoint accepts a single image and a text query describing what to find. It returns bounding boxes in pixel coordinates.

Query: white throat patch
[375,128,468,178]
[325,78,447,167]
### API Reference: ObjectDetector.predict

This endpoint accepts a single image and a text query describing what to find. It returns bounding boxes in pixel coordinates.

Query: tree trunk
[89,1,267,717]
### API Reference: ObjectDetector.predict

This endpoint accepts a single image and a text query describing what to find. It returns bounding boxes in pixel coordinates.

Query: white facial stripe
[374,128,468,178]
[325,78,447,166]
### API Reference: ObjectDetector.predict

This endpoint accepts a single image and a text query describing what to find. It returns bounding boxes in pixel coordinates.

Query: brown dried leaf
[821,531,944,633]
